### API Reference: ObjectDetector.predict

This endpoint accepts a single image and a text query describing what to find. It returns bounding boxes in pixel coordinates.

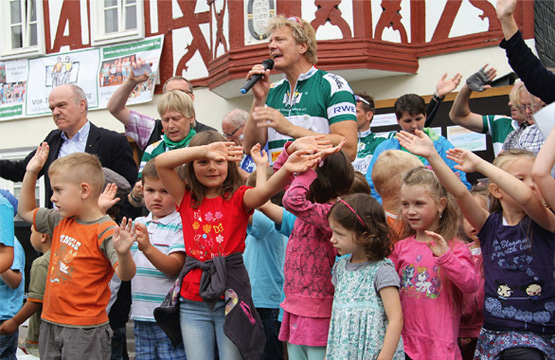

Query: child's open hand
[133,222,151,252]
[250,143,268,168]
[206,142,243,162]
[315,137,345,161]
[98,183,120,214]
[446,148,482,173]
[396,130,434,158]
[425,230,449,257]
[283,150,321,174]
[113,217,135,255]
[26,142,49,173]
[288,135,331,155]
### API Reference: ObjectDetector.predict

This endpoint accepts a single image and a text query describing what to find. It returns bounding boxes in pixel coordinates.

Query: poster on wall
[97,35,164,109]
[447,125,486,151]
[26,48,100,116]
[0,60,27,120]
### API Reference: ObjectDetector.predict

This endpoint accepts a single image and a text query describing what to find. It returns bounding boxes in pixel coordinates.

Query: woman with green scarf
[139,90,197,175]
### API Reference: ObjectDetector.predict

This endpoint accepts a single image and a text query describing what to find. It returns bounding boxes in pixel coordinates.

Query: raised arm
[155,142,243,206]
[396,131,489,231]
[454,148,555,232]
[250,143,269,187]
[496,0,518,40]
[106,68,150,126]
[497,0,555,104]
[426,73,462,127]
[243,149,320,210]
[532,126,555,210]
[449,66,497,132]
[111,218,136,281]
[18,143,49,223]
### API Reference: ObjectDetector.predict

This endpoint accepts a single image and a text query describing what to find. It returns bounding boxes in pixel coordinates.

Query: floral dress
[326,257,404,360]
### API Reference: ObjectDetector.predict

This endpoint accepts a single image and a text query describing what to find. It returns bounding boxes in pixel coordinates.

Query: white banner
[26,48,101,116]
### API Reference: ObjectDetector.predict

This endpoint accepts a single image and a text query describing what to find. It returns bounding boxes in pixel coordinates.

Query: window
[91,0,144,46]
[0,0,45,59]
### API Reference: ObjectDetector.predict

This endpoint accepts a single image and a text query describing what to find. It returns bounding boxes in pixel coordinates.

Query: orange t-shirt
[34,208,119,327]
[386,211,405,244]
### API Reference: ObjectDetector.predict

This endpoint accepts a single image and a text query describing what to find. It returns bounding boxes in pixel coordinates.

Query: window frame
[90,0,145,46]
[0,0,45,60]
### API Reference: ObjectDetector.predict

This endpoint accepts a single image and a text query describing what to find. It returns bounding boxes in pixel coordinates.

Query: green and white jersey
[353,129,395,175]
[481,115,518,157]
[265,67,356,163]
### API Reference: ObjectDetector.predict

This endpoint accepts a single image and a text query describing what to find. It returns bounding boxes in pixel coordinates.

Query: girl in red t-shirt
[155,130,321,359]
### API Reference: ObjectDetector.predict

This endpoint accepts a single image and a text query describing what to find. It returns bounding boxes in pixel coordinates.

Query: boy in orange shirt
[18,143,136,360]
[372,149,421,240]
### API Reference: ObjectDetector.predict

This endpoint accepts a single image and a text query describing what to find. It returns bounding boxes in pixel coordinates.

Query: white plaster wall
[0,39,536,151]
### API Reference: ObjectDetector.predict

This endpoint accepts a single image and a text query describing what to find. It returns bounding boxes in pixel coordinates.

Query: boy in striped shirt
[128,159,187,359]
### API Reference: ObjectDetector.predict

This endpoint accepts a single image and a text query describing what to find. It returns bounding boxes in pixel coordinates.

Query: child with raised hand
[388,163,478,360]
[244,151,288,360]
[326,193,404,360]
[272,136,354,360]
[155,130,320,360]
[397,129,555,360]
[18,143,136,359]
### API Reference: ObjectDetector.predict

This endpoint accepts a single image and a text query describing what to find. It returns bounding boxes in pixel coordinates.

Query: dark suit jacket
[0,122,138,208]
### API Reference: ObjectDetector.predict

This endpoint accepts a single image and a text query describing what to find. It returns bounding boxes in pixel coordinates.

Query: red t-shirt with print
[178,186,253,301]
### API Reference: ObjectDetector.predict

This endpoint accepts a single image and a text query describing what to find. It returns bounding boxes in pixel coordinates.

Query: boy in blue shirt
[0,191,25,360]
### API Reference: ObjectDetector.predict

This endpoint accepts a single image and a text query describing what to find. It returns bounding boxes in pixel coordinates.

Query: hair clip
[337,198,366,228]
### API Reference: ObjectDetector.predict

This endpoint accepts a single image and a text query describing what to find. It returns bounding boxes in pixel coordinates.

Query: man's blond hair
[372,150,422,199]
[48,153,105,198]
[157,90,195,120]
[268,15,317,65]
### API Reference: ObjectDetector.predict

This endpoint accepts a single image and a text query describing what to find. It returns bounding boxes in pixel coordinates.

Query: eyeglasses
[518,104,539,112]
[224,124,244,138]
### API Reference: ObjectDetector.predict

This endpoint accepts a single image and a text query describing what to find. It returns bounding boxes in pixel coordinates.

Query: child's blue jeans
[179,298,242,360]
[0,322,17,360]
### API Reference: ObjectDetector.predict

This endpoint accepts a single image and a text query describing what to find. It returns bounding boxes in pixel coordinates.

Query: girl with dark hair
[326,193,404,359]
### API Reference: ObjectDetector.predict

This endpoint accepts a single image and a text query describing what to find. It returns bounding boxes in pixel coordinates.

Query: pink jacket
[390,236,479,360]
[280,169,336,318]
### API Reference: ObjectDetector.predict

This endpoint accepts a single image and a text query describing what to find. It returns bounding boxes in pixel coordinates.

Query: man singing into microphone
[244,15,357,164]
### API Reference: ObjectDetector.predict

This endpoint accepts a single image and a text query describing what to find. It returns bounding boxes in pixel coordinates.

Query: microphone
[240,59,274,94]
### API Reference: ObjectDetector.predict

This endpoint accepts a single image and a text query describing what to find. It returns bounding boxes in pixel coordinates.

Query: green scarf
[163,128,197,150]
[399,127,439,164]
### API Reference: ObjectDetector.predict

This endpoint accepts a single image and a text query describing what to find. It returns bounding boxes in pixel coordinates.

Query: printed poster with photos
[98,35,164,108]
[26,48,101,116]
[0,35,165,121]
[0,59,27,120]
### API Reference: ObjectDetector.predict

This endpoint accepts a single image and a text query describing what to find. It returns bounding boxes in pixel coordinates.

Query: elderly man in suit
[0,84,137,207]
